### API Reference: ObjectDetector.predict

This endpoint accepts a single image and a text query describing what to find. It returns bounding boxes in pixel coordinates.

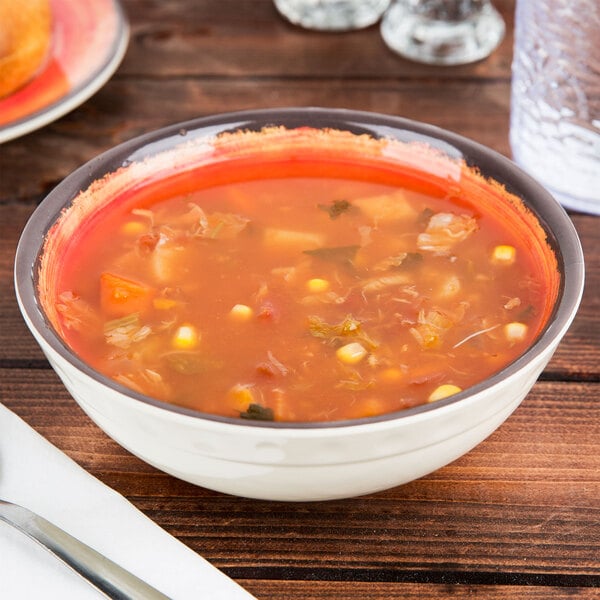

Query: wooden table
[1,1,599,597]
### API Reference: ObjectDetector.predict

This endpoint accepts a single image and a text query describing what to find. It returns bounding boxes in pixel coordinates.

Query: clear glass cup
[380,0,505,65]
[510,0,600,215]
[273,0,391,31]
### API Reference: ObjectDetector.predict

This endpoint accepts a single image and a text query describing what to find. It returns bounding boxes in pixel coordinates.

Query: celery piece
[303,245,359,265]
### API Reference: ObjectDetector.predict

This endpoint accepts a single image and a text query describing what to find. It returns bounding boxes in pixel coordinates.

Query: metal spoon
[0,499,170,599]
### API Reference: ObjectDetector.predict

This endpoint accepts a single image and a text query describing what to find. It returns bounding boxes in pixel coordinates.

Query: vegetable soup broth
[54,159,551,422]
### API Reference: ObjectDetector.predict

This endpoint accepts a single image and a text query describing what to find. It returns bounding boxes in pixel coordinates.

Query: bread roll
[0,0,52,98]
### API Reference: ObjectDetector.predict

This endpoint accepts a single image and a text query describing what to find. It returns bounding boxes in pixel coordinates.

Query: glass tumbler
[510,0,600,215]
[273,0,391,31]
[380,0,505,65]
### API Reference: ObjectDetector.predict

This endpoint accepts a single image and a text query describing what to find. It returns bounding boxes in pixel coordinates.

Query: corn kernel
[172,324,199,349]
[121,221,147,235]
[336,342,368,364]
[306,278,330,293]
[357,398,386,418]
[228,384,255,411]
[492,245,516,265]
[504,321,528,342]
[379,367,404,383]
[428,384,462,402]
[229,303,254,321]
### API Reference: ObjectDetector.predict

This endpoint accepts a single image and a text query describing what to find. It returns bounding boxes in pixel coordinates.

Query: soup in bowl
[15,108,584,501]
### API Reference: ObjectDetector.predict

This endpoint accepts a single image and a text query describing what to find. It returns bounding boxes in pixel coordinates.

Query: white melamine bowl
[15,108,585,501]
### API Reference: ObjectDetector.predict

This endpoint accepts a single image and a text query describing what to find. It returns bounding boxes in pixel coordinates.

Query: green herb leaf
[400,252,423,268]
[318,199,352,219]
[303,245,359,265]
[163,352,223,375]
[417,207,435,228]
[517,304,536,322]
[240,403,275,421]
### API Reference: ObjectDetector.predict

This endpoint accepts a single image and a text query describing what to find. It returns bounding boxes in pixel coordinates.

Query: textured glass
[510,0,600,214]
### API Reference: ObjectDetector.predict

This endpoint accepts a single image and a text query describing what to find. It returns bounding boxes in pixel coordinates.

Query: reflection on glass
[380,0,505,65]
[274,0,391,31]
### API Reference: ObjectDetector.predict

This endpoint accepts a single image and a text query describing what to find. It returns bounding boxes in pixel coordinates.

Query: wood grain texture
[0,1,516,199]
[1,1,598,596]
[0,78,512,199]
[116,0,514,78]
[238,581,600,599]
[2,370,598,579]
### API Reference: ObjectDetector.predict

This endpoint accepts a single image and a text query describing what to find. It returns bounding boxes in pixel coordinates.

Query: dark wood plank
[2,1,599,595]
[237,581,600,599]
[0,5,516,199]
[0,203,48,363]
[546,214,600,378]
[2,370,598,578]
[118,0,515,79]
[0,77,513,200]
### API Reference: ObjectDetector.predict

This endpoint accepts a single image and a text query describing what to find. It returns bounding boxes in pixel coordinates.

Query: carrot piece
[100,272,155,317]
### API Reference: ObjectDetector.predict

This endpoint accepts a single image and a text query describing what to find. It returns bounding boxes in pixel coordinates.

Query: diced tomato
[257,301,278,321]
[136,232,160,254]
[99,272,155,317]
[256,362,277,377]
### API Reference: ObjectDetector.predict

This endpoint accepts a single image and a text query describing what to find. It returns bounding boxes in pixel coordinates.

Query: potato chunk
[263,227,324,250]
[353,190,417,223]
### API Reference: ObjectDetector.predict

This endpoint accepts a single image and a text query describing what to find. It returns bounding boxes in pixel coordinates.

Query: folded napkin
[0,402,255,599]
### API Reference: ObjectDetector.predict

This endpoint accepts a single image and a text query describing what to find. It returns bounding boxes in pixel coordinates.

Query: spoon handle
[0,499,170,600]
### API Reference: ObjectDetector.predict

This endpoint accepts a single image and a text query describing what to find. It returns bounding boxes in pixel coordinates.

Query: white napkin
[0,402,256,599]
